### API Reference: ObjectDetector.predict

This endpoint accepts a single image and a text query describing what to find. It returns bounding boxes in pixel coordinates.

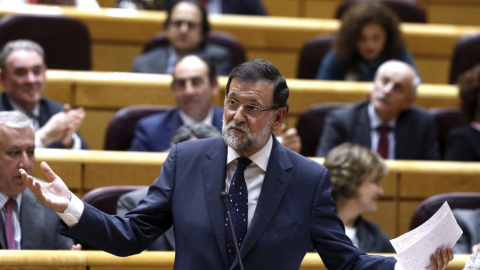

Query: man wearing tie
[0,39,89,149]
[0,111,77,250]
[21,59,452,269]
[316,60,439,160]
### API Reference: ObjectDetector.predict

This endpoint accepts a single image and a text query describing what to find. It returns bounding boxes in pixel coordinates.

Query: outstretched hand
[20,161,72,213]
[429,247,454,270]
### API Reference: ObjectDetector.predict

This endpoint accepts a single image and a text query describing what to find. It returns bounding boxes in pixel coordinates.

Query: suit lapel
[203,141,229,265]
[394,111,409,159]
[238,139,292,263]
[0,205,5,249]
[354,104,372,148]
[20,189,45,249]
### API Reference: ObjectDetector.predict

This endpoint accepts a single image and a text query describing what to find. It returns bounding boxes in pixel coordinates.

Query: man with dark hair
[132,0,232,75]
[0,39,89,149]
[21,59,452,270]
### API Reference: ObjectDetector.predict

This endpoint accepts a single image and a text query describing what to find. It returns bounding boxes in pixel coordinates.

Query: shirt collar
[227,135,273,172]
[368,102,396,129]
[6,95,40,119]
[0,192,22,211]
[178,108,214,126]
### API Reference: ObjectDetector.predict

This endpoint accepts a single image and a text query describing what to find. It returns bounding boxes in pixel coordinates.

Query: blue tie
[225,157,252,268]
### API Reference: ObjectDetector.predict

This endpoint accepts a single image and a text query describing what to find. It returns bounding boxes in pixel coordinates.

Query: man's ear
[271,107,287,131]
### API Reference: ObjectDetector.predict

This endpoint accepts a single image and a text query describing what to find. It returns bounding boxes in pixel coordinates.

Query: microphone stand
[220,191,245,270]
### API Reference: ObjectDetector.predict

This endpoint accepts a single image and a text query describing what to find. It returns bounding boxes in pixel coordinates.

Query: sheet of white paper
[390,202,462,269]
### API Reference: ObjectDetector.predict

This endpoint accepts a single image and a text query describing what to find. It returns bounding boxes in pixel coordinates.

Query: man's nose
[233,105,247,122]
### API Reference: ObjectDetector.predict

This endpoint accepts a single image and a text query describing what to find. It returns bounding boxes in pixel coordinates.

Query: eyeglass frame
[224,98,281,117]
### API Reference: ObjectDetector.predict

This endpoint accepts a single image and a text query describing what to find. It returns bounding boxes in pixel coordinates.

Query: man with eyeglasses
[132,0,232,76]
[22,58,452,270]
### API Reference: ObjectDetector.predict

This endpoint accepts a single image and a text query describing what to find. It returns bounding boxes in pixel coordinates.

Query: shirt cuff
[57,193,84,228]
[394,262,404,270]
[34,131,46,148]
[71,133,82,150]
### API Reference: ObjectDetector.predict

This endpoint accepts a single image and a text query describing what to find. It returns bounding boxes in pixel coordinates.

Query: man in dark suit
[452,208,480,254]
[132,0,232,76]
[21,59,452,269]
[0,40,89,150]
[316,60,439,160]
[0,111,77,250]
[129,54,223,152]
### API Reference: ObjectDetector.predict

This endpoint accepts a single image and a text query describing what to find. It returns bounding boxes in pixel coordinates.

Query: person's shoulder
[405,106,432,118]
[39,97,63,108]
[137,108,178,127]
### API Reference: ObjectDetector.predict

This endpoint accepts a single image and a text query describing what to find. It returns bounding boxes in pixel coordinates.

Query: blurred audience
[132,0,232,76]
[452,207,480,254]
[0,0,100,10]
[118,0,267,15]
[315,1,418,82]
[0,39,89,149]
[324,142,394,253]
[316,60,438,160]
[445,64,480,161]
[0,111,80,250]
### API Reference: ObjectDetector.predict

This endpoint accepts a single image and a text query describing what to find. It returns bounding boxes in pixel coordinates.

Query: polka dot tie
[225,157,252,268]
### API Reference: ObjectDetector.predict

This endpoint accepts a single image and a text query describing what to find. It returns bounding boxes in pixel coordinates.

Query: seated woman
[445,64,480,161]
[323,142,395,253]
[315,1,418,82]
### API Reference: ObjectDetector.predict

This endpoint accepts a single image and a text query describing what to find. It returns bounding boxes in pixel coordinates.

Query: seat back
[81,185,147,215]
[143,31,246,70]
[410,192,480,230]
[335,0,427,23]
[429,108,463,159]
[104,105,174,150]
[296,102,347,156]
[0,14,91,70]
[449,33,480,84]
[297,34,334,79]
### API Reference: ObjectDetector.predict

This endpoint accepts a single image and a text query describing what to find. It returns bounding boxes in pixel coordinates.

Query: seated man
[316,60,439,160]
[129,54,301,153]
[0,39,89,150]
[0,111,78,250]
[118,122,222,250]
[132,0,232,76]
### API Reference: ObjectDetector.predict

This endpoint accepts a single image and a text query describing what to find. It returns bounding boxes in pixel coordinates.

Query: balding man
[316,60,439,160]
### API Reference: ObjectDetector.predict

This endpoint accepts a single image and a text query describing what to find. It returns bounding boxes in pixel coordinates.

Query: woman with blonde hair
[324,142,395,253]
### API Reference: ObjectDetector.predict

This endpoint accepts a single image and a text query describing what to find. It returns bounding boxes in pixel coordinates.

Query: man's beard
[222,115,274,156]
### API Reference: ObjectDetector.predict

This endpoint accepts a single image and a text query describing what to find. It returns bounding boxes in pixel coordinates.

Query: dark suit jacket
[445,126,480,161]
[128,107,223,152]
[0,92,90,149]
[316,101,439,160]
[117,187,175,251]
[0,187,73,249]
[61,136,396,269]
[132,43,232,76]
[452,209,480,254]
[355,217,395,253]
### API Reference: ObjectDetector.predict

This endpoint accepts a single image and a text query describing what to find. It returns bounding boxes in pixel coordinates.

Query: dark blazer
[0,187,74,249]
[128,107,224,152]
[445,126,480,161]
[355,217,395,253]
[0,92,90,149]
[117,187,175,251]
[316,101,439,160]
[452,209,480,254]
[61,136,396,269]
[132,43,232,76]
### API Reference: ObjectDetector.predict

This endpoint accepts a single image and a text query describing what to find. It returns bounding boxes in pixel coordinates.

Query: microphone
[220,191,245,270]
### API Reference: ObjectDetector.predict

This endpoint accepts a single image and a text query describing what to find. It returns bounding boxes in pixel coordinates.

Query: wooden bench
[36,70,459,149]
[0,250,471,269]
[1,5,479,83]
[34,148,480,237]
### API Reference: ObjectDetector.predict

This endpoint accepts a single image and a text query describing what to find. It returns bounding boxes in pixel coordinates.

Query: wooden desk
[1,5,479,83]
[40,70,459,149]
[0,249,471,269]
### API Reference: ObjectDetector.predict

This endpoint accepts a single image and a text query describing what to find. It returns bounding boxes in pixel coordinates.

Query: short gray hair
[0,111,34,130]
[375,60,421,97]
[170,123,221,147]
[0,39,45,69]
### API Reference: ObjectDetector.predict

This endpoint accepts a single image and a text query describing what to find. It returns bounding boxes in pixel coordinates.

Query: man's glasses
[224,98,278,118]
